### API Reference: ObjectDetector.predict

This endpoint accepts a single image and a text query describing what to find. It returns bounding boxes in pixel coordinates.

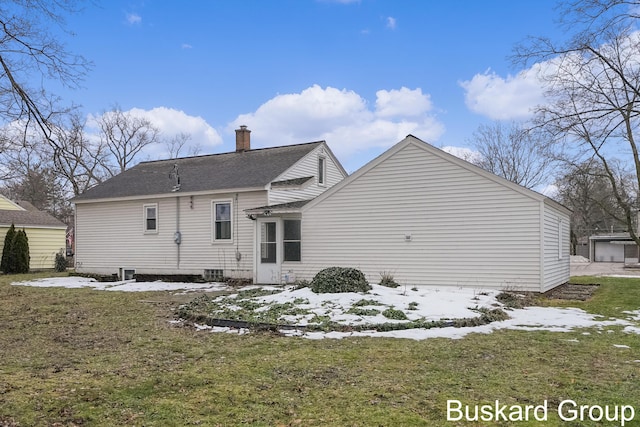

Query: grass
[0,273,639,426]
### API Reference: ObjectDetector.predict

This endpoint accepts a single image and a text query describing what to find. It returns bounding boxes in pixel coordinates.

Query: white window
[212,200,232,242]
[283,219,301,262]
[318,156,326,186]
[144,204,158,233]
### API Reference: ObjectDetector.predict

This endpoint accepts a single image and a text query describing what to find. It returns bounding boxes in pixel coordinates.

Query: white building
[74,131,570,292]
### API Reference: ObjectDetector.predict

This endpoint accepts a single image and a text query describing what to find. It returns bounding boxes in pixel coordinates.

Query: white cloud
[460,66,545,120]
[538,183,559,197]
[229,84,444,163]
[386,16,397,30]
[181,43,193,49]
[440,146,482,164]
[460,32,640,121]
[375,87,432,118]
[88,107,222,160]
[125,13,142,25]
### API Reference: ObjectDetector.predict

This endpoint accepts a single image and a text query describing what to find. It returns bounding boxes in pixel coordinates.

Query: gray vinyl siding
[75,191,266,278]
[542,201,571,292]
[269,145,345,205]
[295,141,545,291]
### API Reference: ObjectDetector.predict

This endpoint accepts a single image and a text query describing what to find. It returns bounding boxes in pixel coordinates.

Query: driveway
[570,261,640,277]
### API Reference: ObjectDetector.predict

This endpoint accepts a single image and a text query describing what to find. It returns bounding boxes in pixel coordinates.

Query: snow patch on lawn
[12,276,228,292]
[12,276,640,341]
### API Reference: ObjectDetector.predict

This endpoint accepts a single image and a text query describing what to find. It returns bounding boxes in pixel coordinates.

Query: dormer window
[318,156,326,186]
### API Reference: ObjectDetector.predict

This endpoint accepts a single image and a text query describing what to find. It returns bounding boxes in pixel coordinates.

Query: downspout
[176,196,181,269]
[235,193,241,263]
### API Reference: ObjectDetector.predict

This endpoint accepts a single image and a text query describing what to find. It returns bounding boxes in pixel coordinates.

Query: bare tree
[555,160,630,252]
[468,122,556,189]
[514,1,640,244]
[164,132,201,159]
[96,106,160,175]
[0,1,90,144]
[0,129,72,221]
[50,111,111,195]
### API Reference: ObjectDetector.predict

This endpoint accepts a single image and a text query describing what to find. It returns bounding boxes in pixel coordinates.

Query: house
[0,196,67,270]
[247,135,571,292]
[71,126,347,280]
[73,130,570,292]
[588,234,639,264]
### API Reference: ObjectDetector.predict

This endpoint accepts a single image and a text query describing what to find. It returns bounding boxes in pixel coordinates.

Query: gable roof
[0,209,67,228]
[0,196,66,228]
[303,135,571,215]
[72,142,326,202]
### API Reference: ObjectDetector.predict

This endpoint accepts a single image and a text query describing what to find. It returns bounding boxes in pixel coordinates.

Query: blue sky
[50,0,562,172]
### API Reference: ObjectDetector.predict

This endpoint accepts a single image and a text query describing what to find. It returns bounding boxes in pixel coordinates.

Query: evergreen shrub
[12,229,30,274]
[1,223,16,273]
[310,267,371,293]
[55,252,67,272]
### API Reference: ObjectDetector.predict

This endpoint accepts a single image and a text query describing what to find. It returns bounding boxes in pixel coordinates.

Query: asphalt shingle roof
[270,176,314,188]
[0,209,66,228]
[245,199,313,214]
[72,142,324,202]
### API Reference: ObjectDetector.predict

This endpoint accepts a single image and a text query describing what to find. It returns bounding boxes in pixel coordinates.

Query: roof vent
[170,163,181,191]
[235,125,251,152]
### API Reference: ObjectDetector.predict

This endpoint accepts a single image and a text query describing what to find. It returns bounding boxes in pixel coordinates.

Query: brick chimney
[235,125,251,152]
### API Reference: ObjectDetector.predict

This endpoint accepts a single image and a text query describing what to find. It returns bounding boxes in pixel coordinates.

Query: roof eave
[72,186,268,204]
[0,223,67,229]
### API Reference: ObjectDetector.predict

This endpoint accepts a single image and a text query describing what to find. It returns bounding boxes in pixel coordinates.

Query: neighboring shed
[270,135,570,292]
[0,196,67,270]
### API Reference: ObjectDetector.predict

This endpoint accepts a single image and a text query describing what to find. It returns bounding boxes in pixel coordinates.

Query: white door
[256,219,281,283]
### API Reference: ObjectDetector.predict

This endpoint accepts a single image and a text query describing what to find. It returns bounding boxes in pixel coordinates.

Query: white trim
[143,203,158,234]
[211,199,233,243]
[539,201,545,292]
[72,186,266,205]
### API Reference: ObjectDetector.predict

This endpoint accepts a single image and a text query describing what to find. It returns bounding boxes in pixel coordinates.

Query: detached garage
[589,234,639,264]
[276,135,571,292]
